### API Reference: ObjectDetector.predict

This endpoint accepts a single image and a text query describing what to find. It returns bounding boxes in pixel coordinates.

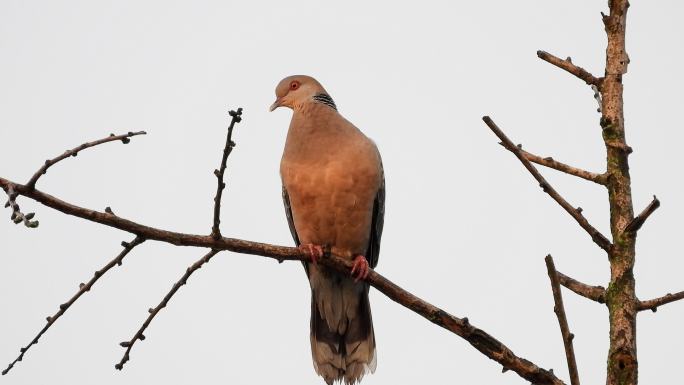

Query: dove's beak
[269,98,283,112]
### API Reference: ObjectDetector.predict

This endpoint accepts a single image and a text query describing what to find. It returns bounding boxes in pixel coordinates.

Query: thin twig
[516,148,607,185]
[0,177,564,384]
[482,116,612,252]
[1,236,145,375]
[638,291,684,312]
[25,131,146,190]
[624,195,660,233]
[3,185,39,228]
[545,255,580,385]
[115,249,220,370]
[557,271,606,304]
[537,51,603,88]
[211,108,243,240]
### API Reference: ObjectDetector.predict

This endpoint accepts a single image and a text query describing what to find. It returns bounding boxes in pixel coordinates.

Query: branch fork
[483,116,612,252]
[0,108,566,384]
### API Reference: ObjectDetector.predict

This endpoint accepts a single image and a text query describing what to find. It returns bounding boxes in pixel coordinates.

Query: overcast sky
[1,1,683,384]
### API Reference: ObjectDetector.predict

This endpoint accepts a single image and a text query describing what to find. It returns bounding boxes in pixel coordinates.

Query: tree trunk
[601,1,637,385]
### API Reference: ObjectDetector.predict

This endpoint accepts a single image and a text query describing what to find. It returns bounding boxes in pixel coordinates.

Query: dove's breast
[281,128,381,259]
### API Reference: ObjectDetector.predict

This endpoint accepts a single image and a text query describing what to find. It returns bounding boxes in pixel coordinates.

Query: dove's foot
[299,244,324,264]
[350,255,369,282]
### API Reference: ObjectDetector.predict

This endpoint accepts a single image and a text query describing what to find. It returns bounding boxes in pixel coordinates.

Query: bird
[270,75,385,385]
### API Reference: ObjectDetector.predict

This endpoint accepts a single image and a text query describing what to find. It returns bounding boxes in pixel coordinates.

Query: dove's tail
[310,286,376,385]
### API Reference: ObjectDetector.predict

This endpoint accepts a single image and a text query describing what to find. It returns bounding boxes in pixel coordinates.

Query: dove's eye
[290,81,300,90]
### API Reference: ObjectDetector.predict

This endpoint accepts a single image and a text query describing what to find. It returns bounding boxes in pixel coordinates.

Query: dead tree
[0,2,680,384]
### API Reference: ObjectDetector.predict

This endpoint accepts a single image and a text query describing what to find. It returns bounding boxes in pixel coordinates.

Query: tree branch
[556,271,606,304]
[637,291,684,312]
[2,236,145,375]
[116,249,220,370]
[482,116,613,252]
[623,195,660,233]
[26,131,146,189]
[0,176,564,384]
[536,51,603,88]
[545,255,580,385]
[211,108,242,239]
[516,147,607,185]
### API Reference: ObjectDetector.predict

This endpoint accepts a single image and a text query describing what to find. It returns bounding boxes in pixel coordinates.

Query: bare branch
[26,131,146,189]
[545,255,580,385]
[624,195,660,233]
[0,177,302,257]
[638,291,684,312]
[482,116,612,252]
[0,177,564,384]
[116,249,220,370]
[557,271,606,304]
[211,108,243,240]
[2,236,145,375]
[516,148,607,185]
[537,51,603,88]
[332,256,565,384]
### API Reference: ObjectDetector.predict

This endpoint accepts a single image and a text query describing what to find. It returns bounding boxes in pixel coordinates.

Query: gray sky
[1,1,683,384]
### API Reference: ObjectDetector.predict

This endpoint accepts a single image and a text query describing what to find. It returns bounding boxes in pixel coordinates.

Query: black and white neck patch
[312,93,337,110]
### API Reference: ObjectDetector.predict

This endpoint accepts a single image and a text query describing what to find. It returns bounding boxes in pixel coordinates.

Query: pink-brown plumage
[272,75,384,385]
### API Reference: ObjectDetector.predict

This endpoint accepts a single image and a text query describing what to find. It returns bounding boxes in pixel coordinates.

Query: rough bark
[601,2,637,385]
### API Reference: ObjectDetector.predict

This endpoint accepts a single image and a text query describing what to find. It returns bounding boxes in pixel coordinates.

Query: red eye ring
[290,81,300,90]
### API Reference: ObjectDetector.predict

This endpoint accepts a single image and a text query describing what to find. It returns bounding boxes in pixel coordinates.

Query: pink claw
[350,255,369,282]
[299,244,324,264]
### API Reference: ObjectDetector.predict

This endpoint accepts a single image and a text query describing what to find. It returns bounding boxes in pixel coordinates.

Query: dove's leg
[299,243,324,264]
[350,255,369,281]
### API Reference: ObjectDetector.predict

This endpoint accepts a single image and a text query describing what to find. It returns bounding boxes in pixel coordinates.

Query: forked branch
[1,123,565,383]
[545,255,580,385]
[517,148,607,185]
[482,116,612,252]
[0,178,564,384]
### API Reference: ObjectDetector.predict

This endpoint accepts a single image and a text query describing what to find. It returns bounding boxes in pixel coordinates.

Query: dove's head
[270,75,328,112]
